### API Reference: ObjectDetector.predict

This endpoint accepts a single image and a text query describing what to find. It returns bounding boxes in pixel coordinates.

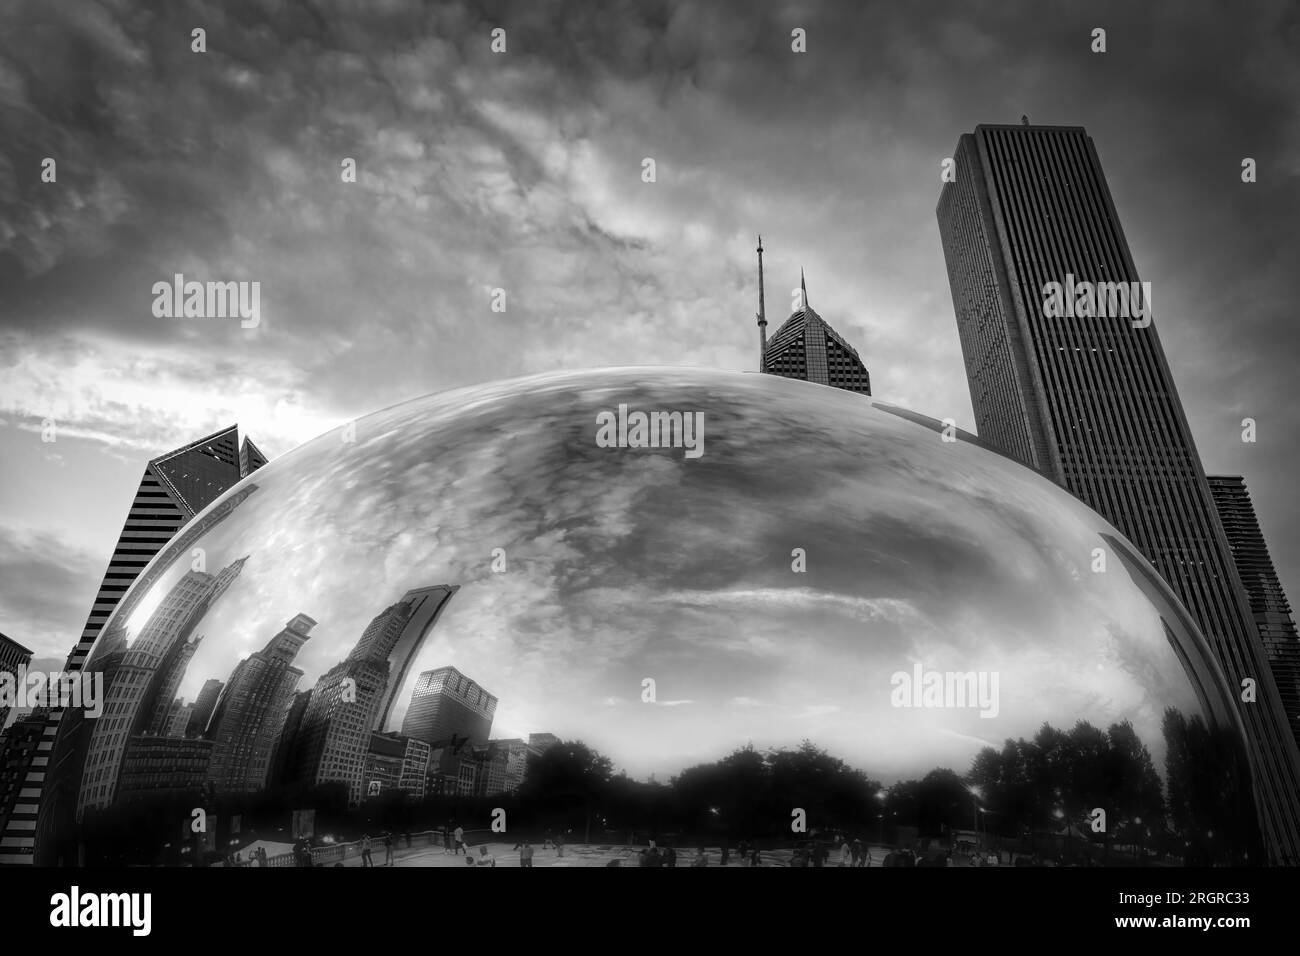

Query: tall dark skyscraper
[1209,476,1300,752]
[11,426,265,868]
[936,122,1300,863]
[188,678,225,738]
[206,613,314,794]
[755,239,871,394]
[65,426,264,678]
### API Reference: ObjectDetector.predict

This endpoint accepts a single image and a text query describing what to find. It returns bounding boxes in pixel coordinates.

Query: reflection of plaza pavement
[334,843,897,868]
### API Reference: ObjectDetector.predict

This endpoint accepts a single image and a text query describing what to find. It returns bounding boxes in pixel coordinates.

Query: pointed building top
[800,268,809,310]
[1021,114,1029,126]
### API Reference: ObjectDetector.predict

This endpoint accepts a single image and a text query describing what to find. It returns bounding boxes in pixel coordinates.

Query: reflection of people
[520,842,534,868]
[692,848,707,867]
[839,841,852,867]
[383,832,394,866]
[477,846,496,867]
[453,825,465,855]
[360,834,373,867]
[555,831,564,858]
[443,826,452,854]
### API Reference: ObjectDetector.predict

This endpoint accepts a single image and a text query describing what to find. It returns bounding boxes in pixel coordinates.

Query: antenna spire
[801,268,809,310]
[756,236,768,371]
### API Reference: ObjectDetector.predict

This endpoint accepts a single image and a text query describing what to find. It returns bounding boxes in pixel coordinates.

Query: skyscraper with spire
[755,240,871,394]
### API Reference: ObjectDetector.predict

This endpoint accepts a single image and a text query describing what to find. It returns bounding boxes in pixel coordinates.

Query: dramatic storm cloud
[1,0,1297,658]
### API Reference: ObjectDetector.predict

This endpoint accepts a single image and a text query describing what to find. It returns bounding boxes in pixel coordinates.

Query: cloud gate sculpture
[37,367,1261,867]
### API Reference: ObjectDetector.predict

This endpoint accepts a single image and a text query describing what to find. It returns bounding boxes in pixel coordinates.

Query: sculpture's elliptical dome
[42,368,1260,867]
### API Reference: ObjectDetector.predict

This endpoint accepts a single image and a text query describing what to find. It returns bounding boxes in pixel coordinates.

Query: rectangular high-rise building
[400,666,497,749]
[937,122,1300,863]
[1209,476,1300,751]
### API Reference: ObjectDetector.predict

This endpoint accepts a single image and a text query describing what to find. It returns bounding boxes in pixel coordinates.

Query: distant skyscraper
[0,633,33,731]
[401,666,497,789]
[294,588,456,805]
[401,666,497,748]
[189,679,225,738]
[755,239,871,394]
[9,426,265,867]
[165,701,195,738]
[482,738,540,796]
[936,121,1300,863]
[206,614,314,794]
[268,689,311,788]
[527,732,559,751]
[1210,476,1300,751]
[354,585,458,733]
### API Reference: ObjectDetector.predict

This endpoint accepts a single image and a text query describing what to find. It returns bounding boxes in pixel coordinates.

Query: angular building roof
[761,272,871,394]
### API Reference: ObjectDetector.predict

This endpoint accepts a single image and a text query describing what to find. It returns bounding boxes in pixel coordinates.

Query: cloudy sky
[1,0,1298,664]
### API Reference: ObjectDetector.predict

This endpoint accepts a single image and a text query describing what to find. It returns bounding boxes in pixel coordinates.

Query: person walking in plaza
[359,834,374,867]
[383,831,394,866]
[520,841,534,868]
[453,824,465,855]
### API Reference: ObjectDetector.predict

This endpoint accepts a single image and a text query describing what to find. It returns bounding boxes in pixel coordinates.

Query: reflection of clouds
[937,727,999,750]
[665,587,918,624]
[97,368,1215,785]
[794,704,842,719]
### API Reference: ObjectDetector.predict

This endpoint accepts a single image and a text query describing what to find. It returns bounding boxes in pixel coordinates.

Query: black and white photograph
[1,0,1296,937]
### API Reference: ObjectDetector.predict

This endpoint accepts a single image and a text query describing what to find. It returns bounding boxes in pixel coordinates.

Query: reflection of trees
[967,720,1163,861]
[79,712,1263,867]
[1163,708,1261,865]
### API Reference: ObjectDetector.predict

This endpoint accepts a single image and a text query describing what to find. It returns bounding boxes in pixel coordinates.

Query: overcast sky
[1,0,1298,662]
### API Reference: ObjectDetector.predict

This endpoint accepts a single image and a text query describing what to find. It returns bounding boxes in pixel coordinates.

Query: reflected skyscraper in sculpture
[293,588,458,806]
[936,122,1300,863]
[206,614,314,794]
[77,556,246,818]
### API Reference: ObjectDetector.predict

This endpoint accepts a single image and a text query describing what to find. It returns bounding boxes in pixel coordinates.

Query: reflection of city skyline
[78,561,568,811]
